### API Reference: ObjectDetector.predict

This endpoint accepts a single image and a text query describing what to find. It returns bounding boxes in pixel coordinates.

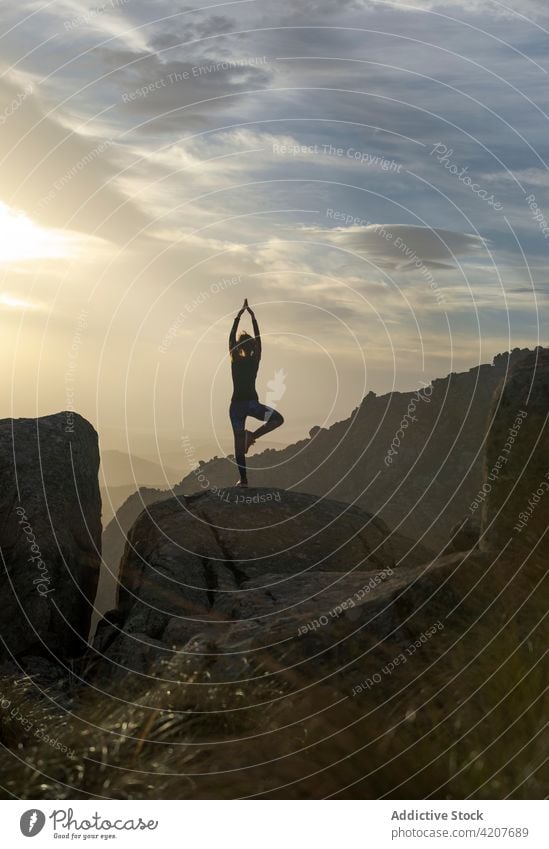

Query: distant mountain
[100,449,181,489]
[100,484,165,526]
[153,439,288,471]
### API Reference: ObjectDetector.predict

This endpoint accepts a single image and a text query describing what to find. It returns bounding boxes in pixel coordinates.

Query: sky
[0,0,548,462]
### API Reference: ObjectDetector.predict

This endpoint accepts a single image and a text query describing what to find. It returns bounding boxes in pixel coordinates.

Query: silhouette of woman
[229,300,284,486]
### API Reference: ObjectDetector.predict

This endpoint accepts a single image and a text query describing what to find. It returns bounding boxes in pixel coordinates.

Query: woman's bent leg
[251,402,284,440]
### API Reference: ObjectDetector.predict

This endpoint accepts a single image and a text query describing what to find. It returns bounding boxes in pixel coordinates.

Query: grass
[0,550,547,799]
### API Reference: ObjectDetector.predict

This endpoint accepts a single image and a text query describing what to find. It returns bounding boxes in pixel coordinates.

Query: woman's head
[233,331,256,359]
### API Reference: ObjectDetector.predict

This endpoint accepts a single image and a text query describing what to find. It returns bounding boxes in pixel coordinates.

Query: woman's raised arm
[248,305,261,359]
[229,304,245,353]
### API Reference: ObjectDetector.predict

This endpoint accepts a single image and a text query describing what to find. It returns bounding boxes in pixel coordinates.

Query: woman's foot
[244,430,256,454]
[235,479,248,487]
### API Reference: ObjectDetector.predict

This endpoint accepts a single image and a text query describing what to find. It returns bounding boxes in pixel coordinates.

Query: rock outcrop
[92,484,168,635]
[0,412,102,661]
[91,488,430,678]
[481,348,549,560]
[92,341,549,689]
[89,479,546,769]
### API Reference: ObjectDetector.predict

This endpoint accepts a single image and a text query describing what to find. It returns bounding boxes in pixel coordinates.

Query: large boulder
[91,488,430,677]
[89,480,546,779]
[481,347,549,559]
[0,412,102,661]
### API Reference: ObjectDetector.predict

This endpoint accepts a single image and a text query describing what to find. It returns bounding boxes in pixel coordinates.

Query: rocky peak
[481,347,549,559]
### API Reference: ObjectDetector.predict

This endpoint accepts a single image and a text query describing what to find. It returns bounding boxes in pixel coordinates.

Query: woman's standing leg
[234,429,247,484]
[230,402,248,485]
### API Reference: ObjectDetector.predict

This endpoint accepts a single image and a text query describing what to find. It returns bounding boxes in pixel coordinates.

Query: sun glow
[0,201,81,265]
[0,293,37,309]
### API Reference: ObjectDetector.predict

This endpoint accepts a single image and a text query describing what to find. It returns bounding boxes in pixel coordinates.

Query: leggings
[229,399,284,483]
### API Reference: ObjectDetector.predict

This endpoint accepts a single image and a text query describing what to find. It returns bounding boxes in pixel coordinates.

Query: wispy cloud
[308,223,486,269]
[0,0,546,440]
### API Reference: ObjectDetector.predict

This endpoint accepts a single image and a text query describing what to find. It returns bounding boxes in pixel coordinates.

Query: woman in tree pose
[229,300,284,486]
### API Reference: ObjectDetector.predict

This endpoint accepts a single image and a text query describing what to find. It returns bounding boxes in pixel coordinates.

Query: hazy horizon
[1,344,525,463]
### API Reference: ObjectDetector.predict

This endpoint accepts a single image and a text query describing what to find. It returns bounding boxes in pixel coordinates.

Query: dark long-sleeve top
[229,312,261,401]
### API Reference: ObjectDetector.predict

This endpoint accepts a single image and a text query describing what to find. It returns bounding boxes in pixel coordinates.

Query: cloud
[377,0,549,18]
[41,0,150,53]
[0,200,107,265]
[0,73,152,243]
[308,223,486,270]
[1,0,547,442]
[0,292,43,311]
[110,51,273,133]
[150,14,236,51]
[509,286,549,297]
